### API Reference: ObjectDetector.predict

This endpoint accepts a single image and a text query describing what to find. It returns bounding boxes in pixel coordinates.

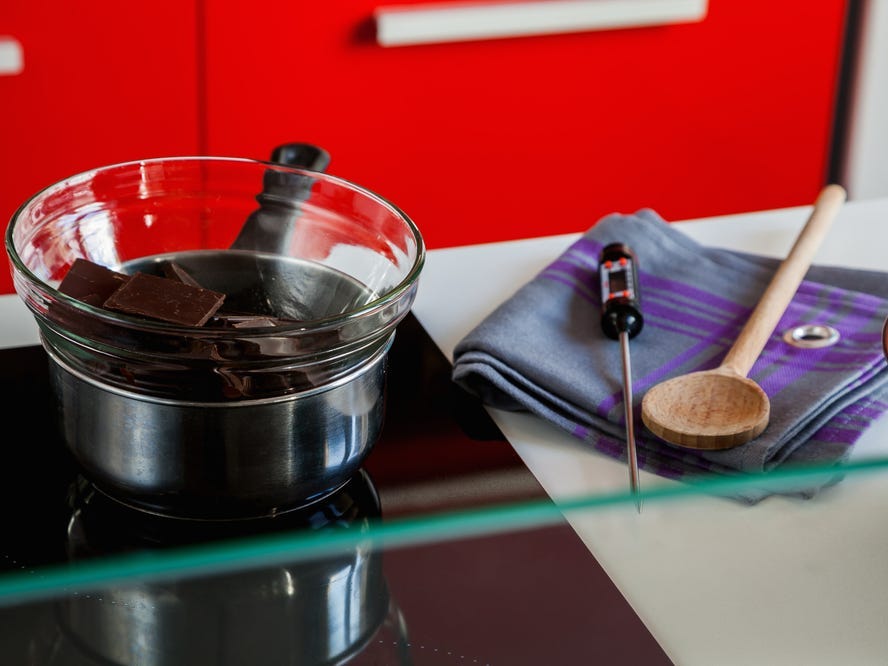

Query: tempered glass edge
[2,456,887,608]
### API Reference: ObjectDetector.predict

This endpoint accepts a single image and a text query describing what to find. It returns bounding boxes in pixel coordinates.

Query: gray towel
[452,210,888,501]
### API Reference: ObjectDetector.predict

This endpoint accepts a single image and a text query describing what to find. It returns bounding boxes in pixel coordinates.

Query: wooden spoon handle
[720,184,847,377]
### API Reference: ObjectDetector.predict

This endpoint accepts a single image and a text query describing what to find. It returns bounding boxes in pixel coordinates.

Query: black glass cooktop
[0,314,671,664]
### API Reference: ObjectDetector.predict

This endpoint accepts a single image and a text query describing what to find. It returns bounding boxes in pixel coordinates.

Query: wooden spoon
[640,184,847,450]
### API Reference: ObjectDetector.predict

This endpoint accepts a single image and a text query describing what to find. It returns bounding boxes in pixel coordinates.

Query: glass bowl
[5,156,424,518]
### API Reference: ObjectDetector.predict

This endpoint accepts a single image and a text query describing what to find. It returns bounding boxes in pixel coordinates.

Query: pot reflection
[51,470,403,665]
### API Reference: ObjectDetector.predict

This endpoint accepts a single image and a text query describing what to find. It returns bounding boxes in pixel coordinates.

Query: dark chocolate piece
[104,272,226,326]
[57,258,130,304]
[230,317,281,329]
[210,313,285,328]
[161,261,204,287]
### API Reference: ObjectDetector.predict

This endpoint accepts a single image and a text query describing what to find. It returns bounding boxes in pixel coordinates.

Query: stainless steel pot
[47,336,389,518]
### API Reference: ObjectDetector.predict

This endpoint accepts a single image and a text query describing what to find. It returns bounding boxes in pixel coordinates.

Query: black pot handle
[231,142,330,251]
[269,143,330,172]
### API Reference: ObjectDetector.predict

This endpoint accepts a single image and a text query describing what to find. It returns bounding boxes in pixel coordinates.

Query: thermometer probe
[599,243,644,512]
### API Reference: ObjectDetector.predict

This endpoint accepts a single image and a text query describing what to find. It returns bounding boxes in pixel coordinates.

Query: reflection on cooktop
[65,469,383,555]
[46,470,395,665]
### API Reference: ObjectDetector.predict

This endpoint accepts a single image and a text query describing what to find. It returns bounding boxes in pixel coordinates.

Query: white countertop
[4,198,888,663]
[410,197,888,665]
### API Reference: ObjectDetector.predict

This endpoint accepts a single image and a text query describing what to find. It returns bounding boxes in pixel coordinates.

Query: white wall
[840,0,888,200]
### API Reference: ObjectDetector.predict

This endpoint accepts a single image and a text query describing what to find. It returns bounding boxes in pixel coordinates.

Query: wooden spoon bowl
[641,367,769,450]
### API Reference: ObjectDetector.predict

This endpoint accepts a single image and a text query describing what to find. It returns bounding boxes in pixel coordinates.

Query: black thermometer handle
[599,242,644,340]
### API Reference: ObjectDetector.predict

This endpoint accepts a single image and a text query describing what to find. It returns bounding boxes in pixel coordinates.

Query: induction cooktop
[0,313,671,664]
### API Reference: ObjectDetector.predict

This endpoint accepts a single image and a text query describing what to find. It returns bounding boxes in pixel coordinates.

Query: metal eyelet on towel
[782,324,840,349]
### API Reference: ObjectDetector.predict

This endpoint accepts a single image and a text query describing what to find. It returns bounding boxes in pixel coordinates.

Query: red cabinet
[202,0,848,248]
[0,2,200,294]
[1,1,849,295]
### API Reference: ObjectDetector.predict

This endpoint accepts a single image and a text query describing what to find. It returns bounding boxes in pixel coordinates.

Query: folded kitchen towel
[451,209,888,501]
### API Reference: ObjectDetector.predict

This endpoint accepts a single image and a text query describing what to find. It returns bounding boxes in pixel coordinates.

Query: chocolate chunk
[229,317,282,329]
[104,272,226,326]
[161,261,204,287]
[58,258,130,304]
[210,313,285,328]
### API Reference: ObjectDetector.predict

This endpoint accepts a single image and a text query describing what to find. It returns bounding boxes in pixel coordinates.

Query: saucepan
[4,144,424,519]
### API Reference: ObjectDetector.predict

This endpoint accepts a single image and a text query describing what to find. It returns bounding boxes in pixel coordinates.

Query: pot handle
[231,142,331,252]
[269,142,331,172]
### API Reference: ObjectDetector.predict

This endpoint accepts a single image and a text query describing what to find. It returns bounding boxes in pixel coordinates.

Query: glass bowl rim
[4,155,426,335]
